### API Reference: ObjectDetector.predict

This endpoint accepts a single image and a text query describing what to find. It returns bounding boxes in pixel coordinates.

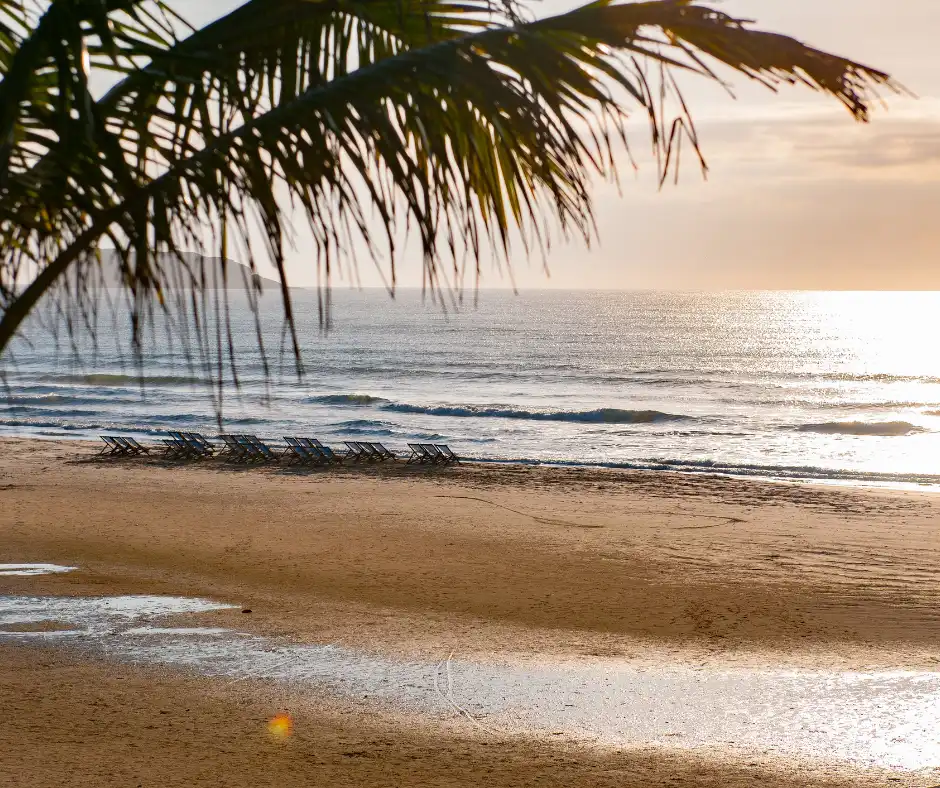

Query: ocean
[4,289,940,488]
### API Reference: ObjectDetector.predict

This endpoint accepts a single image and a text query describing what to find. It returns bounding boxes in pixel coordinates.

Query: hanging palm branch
[0,0,897,387]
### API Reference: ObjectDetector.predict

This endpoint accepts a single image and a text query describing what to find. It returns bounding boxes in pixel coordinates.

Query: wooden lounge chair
[218,434,246,460]
[283,437,323,466]
[166,431,206,459]
[302,439,343,465]
[113,436,148,456]
[434,444,460,464]
[344,441,371,462]
[419,444,448,464]
[121,436,151,455]
[182,432,216,456]
[99,436,128,456]
[243,435,279,462]
[161,436,191,459]
[354,442,385,462]
[232,435,262,462]
[406,443,439,464]
[370,442,398,461]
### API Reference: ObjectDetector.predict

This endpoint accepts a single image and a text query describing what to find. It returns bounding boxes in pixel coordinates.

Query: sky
[190,1,940,291]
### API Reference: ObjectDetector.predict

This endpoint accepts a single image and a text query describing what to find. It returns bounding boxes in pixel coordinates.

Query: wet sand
[3,437,940,785]
[6,644,905,788]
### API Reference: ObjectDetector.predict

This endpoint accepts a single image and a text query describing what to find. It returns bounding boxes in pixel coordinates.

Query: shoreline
[5,431,940,493]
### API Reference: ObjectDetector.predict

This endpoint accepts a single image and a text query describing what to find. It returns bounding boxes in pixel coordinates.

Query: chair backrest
[420,444,444,460]
[101,436,121,449]
[114,437,137,452]
[344,441,366,457]
[358,442,382,458]
[124,437,146,451]
[233,435,259,455]
[296,439,328,458]
[286,441,313,460]
[372,442,395,458]
[284,437,301,447]
[178,433,209,453]
[315,443,339,460]
[248,437,275,458]
[435,444,457,460]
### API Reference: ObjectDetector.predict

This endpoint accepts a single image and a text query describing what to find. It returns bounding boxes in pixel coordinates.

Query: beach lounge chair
[283,437,323,466]
[370,442,398,461]
[121,436,151,455]
[231,434,262,462]
[282,436,304,463]
[219,434,257,462]
[434,444,460,464]
[113,436,148,456]
[344,441,372,462]
[406,443,439,464]
[302,439,343,465]
[99,436,128,456]
[161,436,191,459]
[168,431,211,459]
[354,442,385,462]
[218,434,246,460]
[419,444,448,464]
[243,435,279,462]
[183,432,216,456]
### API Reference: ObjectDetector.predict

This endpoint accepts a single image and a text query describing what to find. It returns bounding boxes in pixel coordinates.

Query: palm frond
[0,0,899,392]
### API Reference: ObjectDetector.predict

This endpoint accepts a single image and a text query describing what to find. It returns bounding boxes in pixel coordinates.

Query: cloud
[687,103,940,184]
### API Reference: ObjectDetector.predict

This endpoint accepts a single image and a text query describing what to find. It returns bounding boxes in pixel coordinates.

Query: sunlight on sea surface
[5,290,940,486]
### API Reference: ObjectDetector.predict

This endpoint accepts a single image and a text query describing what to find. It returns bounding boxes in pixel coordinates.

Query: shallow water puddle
[0,564,76,576]
[2,593,939,772]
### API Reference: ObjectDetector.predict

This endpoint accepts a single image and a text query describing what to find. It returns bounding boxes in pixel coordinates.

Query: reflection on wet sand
[2,592,939,773]
[0,564,76,577]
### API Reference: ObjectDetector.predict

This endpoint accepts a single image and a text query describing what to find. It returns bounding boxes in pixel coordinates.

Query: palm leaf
[0,0,898,386]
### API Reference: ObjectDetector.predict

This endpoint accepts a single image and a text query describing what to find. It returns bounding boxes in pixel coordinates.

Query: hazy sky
[192,1,939,291]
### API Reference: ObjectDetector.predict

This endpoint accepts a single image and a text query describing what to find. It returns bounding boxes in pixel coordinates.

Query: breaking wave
[381,403,692,424]
[39,373,208,387]
[305,393,693,425]
[793,421,927,437]
[308,394,390,406]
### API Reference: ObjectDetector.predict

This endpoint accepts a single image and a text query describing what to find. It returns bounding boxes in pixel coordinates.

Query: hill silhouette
[95,250,284,290]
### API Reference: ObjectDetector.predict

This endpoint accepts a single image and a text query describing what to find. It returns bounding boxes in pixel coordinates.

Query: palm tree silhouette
[0,0,897,371]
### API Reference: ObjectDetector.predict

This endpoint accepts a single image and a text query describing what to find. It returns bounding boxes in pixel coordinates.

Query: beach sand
[3,437,940,786]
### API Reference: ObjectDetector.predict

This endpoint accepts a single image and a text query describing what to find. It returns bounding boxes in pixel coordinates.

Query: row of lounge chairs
[98,432,460,466]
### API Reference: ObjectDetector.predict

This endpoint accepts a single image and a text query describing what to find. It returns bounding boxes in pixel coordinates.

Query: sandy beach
[3,437,940,786]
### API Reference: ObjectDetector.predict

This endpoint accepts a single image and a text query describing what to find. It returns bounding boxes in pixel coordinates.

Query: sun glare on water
[267,713,293,738]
